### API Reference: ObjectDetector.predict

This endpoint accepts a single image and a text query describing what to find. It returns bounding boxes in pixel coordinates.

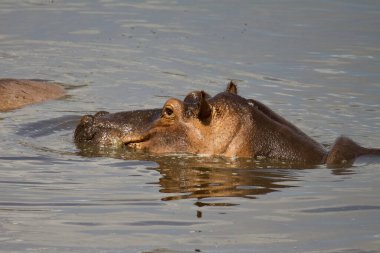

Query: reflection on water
[81,148,357,206]
[158,161,291,202]
[151,157,302,201]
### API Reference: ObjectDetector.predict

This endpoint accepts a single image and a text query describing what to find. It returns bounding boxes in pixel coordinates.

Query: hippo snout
[74,114,97,143]
[74,109,161,149]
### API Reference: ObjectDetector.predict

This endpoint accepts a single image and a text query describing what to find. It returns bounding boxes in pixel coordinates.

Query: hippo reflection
[75,82,380,167]
[156,157,300,202]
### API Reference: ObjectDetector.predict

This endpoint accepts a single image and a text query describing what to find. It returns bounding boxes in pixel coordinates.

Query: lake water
[1,1,380,252]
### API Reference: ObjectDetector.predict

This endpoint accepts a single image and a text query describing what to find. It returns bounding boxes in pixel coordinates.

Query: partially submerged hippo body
[0,78,65,111]
[75,82,380,167]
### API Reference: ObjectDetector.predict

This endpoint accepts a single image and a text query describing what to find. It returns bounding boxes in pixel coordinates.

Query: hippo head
[122,82,257,157]
[75,82,257,157]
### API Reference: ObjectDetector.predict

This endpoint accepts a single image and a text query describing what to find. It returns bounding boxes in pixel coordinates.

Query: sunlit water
[1,1,380,252]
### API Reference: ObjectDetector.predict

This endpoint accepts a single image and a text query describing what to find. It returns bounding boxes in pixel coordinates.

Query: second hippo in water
[0,78,65,111]
[75,82,380,167]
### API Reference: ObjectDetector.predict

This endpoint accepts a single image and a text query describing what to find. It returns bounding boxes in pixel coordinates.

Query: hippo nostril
[94,111,110,118]
[80,115,94,125]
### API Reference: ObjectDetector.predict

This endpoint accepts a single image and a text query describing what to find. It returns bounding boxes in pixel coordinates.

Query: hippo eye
[163,106,174,118]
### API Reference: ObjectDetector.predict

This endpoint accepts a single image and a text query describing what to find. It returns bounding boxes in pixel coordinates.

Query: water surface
[1,1,380,252]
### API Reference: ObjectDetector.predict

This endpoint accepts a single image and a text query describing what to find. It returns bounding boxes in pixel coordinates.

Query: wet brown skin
[75,82,380,167]
[0,78,65,111]
[74,109,161,147]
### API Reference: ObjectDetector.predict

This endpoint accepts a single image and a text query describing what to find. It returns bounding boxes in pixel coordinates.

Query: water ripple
[302,205,380,213]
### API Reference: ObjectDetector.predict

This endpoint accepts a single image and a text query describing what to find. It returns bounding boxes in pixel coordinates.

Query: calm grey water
[1,1,380,252]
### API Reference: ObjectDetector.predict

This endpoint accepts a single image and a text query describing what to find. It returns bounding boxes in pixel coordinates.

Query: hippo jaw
[122,133,151,149]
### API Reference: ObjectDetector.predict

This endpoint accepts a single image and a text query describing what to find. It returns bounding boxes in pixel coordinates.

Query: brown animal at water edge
[0,78,65,111]
[74,82,380,167]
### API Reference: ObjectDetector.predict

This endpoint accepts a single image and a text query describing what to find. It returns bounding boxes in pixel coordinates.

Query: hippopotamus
[0,78,65,111]
[74,82,380,167]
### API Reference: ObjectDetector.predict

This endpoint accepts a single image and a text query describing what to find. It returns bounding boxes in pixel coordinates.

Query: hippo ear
[197,91,212,121]
[226,81,238,94]
[184,91,211,104]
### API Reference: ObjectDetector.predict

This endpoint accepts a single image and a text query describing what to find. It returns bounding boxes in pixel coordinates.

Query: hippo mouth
[122,133,151,149]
